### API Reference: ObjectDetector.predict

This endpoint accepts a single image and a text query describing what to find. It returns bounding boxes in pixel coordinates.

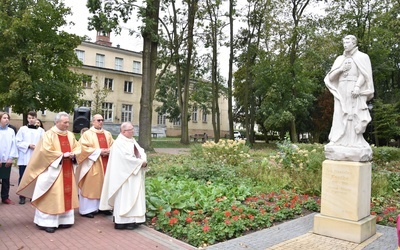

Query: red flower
[231,205,237,210]
[238,208,243,213]
[203,225,210,232]
[371,211,376,215]
[247,214,254,220]
[172,209,180,215]
[165,211,171,217]
[188,211,194,216]
[225,220,231,225]
[185,217,193,223]
[224,211,231,217]
[232,216,239,221]
[151,217,157,223]
[169,217,178,225]
[389,217,394,222]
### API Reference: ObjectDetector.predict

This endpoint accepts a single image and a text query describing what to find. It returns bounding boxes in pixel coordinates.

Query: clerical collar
[93,126,103,131]
[344,46,358,57]
[27,124,38,129]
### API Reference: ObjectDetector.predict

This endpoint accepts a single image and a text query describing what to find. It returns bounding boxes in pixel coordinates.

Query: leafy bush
[373,146,400,166]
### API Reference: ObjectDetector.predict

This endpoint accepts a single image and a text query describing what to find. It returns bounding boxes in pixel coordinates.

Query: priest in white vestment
[99,122,148,230]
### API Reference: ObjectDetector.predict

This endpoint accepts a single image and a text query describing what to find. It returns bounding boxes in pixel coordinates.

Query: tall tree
[0,0,83,116]
[87,0,160,150]
[226,0,237,140]
[200,0,227,142]
[234,0,271,144]
[139,0,161,149]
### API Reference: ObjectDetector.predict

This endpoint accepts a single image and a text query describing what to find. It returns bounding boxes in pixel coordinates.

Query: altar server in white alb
[99,122,148,230]
[16,111,45,204]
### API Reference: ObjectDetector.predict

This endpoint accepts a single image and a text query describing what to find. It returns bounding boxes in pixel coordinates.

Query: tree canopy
[0,0,84,114]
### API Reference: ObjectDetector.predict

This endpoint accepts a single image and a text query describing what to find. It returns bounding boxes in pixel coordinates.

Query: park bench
[190,133,209,142]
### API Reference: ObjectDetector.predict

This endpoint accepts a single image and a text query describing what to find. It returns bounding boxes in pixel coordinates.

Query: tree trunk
[139,0,160,151]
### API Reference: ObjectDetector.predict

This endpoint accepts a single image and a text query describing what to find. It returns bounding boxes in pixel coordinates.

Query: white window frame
[124,81,133,93]
[157,113,166,125]
[202,108,207,123]
[133,61,141,74]
[82,100,92,109]
[104,78,114,90]
[115,57,123,70]
[173,116,181,126]
[121,104,133,122]
[192,105,198,123]
[102,102,113,122]
[75,50,85,63]
[83,75,92,88]
[96,54,105,67]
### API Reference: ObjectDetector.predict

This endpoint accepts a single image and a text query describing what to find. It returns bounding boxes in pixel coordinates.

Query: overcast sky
[62,0,143,52]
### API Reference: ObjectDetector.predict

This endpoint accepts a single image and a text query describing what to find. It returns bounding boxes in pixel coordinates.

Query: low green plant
[145,141,400,247]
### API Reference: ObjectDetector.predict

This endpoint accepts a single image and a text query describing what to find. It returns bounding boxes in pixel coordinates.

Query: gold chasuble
[77,127,113,199]
[17,127,81,214]
[97,133,109,173]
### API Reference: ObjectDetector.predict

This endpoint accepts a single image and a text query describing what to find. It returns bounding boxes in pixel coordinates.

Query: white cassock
[99,134,147,224]
[16,126,45,165]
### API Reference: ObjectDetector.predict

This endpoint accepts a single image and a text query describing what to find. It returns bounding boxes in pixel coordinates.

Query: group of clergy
[15,112,148,233]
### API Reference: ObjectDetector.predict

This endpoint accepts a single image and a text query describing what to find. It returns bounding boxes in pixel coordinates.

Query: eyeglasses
[96,119,104,122]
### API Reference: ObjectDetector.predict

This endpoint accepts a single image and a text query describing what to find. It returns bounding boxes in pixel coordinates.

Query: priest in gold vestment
[17,112,82,233]
[76,114,113,218]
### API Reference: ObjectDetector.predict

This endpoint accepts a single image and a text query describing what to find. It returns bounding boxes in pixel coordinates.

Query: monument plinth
[313,160,376,243]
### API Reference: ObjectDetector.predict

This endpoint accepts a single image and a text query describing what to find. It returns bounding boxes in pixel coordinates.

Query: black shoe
[114,223,125,230]
[99,210,113,216]
[58,224,72,229]
[80,213,95,218]
[125,223,138,230]
[19,197,26,205]
[45,227,56,233]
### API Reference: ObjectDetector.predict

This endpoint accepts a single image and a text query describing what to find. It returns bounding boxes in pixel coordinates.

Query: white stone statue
[324,35,374,162]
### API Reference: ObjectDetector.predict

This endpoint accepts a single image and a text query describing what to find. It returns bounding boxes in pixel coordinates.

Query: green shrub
[373,146,400,166]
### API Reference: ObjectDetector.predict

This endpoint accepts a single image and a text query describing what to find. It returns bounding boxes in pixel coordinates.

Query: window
[192,105,198,122]
[157,113,166,125]
[96,54,105,67]
[104,78,113,90]
[121,104,132,122]
[75,50,85,63]
[102,102,113,122]
[82,75,92,88]
[173,116,181,126]
[202,108,207,122]
[124,81,133,93]
[81,100,92,109]
[133,61,141,74]
[115,57,123,70]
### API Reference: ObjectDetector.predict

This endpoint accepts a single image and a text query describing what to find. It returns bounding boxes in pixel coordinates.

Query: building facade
[8,35,229,137]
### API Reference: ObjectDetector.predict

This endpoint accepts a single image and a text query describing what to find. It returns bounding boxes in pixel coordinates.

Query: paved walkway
[0,149,397,249]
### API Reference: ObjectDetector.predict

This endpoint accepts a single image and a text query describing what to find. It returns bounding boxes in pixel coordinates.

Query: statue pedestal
[313,160,376,243]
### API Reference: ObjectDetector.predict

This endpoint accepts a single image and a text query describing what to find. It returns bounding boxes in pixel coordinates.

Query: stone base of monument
[313,160,376,243]
[314,214,376,243]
